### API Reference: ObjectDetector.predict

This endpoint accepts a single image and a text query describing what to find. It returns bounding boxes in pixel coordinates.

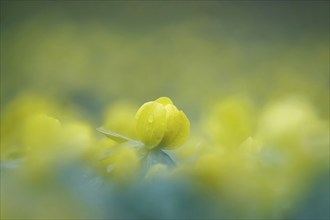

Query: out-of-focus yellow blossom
[172,136,204,162]
[0,94,97,182]
[135,97,190,150]
[257,97,329,167]
[258,98,323,146]
[61,121,96,157]
[204,96,255,148]
[92,137,142,184]
[239,136,261,155]
[185,137,277,215]
[192,139,259,188]
[18,113,63,180]
[100,144,140,184]
[0,94,62,161]
[255,98,329,205]
[102,101,138,139]
[91,138,116,171]
[22,114,62,151]
[194,150,224,188]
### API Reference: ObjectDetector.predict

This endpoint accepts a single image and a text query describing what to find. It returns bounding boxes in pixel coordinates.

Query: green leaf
[97,127,142,146]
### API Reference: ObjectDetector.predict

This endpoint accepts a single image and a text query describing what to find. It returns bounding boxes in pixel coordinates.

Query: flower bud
[135,97,190,150]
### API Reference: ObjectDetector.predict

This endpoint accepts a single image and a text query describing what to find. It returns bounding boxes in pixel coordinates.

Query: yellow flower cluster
[1,94,328,218]
[1,94,95,180]
[172,96,328,215]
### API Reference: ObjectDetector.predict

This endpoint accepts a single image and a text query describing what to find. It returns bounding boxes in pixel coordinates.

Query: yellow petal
[161,105,190,150]
[22,113,61,150]
[155,97,173,106]
[135,102,167,149]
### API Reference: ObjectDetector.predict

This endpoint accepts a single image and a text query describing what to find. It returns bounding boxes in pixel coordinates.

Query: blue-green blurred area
[1,1,329,219]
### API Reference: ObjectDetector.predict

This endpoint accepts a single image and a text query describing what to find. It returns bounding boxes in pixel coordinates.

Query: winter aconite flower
[98,97,190,151]
[135,97,190,150]
[97,97,190,173]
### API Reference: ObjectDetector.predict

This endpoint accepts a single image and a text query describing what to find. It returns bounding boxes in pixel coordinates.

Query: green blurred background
[1,1,329,123]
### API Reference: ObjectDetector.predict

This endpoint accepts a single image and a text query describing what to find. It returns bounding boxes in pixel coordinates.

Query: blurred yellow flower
[135,97,190,150]
[61,121,95,155]
[22,113,62,151]
[257,98,321,147]
[0,94,61,160]
[204,96,255,148]
[102,101,138,139]
[101,144,141,184]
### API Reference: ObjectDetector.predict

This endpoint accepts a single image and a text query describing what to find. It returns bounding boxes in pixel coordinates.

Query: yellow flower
[135,97,190,150]
[102,101,138,139]
[101,145,141,184]
[203,96,255,148]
